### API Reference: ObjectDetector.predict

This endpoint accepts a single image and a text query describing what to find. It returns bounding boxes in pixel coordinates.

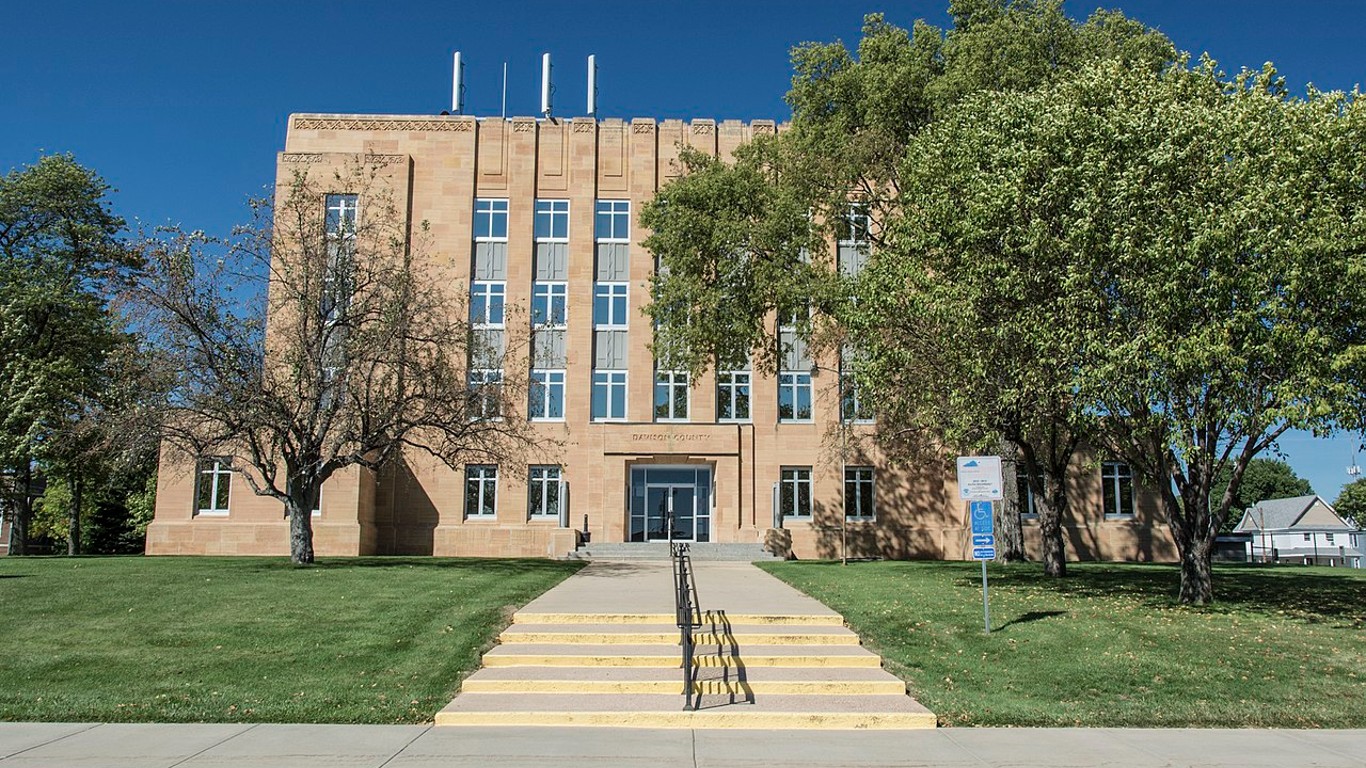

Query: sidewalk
[2,723,1363,766]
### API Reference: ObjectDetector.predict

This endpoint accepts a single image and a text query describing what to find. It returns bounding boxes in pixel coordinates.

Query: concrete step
[512,611,844,626]
[435,692,936,729]
[460,666,908,696]
[481,643,884,668]
[570,542,781,562]
[498,623,861,646]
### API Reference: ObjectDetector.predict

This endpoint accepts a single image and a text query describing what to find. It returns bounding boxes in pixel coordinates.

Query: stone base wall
[433,525,580,558]
[145,520,371,557]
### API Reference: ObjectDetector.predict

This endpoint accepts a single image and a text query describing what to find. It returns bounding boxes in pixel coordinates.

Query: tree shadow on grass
[986,564,1365,627]
[996,610,1067,631]
[238,557,585,576]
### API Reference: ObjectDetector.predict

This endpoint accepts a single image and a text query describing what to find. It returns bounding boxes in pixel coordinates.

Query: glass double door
[629,466,711,542]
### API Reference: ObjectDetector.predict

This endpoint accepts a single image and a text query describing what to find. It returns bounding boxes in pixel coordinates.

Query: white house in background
[1234,494,1364,568]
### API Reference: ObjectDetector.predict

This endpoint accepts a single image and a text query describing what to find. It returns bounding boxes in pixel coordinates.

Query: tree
[1078,62,1366,604]
[642,3,1173,573]
[0,154,136,555]
[1211,459,1313,533]
[137,158,535,565]
[1334,478,1366,528]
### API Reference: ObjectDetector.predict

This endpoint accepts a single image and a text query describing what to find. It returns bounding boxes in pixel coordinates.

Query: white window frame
[465,465,498,519]
[195,458,232,516]
[534,199,570,242]
[529,369,566,421]
[716,371,751,423]
[595,199,631,242]
[470,282,506,328]
[1101,461,1135,519]
[844,466,875,520]
[839,371,873,424]
[778,372,814,422]
[528,465,563,519]
[780,467,813,519]
[594,282,629,328]
[1015,465,1041,520]
[468,369,503,420]
[532,282,568,328]
[474,198,509,241]
[654,370,690,422]
[591,370,628,421]
[840,202,871,245]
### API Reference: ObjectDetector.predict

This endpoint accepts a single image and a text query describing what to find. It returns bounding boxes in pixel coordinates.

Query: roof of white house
[1234,494,1355,532]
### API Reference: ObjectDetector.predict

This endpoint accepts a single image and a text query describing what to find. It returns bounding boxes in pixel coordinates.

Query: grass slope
[0,556,581,723]
[759,561,1366,727]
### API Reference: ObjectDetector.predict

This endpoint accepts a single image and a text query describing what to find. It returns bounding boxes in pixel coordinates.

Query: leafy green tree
[1079,62,1366,604]
[643,3,1173,573]
[1211,459,1313,533]
[137,161,536,565]
[0,154,137,555]
[1335,478,1366,528]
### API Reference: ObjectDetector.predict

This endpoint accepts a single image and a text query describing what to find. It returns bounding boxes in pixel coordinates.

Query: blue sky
[3,1,1363,502]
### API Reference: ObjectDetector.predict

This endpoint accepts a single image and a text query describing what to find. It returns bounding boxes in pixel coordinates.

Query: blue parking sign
[969,501,994,535]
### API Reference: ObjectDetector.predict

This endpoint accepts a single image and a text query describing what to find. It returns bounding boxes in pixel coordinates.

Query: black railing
[671,542,701,710]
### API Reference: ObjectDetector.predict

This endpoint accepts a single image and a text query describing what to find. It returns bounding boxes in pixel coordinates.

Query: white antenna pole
[587,54,597,117]
[451,51,464,114]
[501,62,508,119]
[541,52,553,118]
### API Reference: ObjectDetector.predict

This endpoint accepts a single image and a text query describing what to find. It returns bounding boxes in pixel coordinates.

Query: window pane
[214,469,230,511]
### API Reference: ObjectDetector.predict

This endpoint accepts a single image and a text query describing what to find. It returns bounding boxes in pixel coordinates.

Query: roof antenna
[451,51,465,115]
[540,52,553,119]
[501,62,508,119]
[587,54,597,117]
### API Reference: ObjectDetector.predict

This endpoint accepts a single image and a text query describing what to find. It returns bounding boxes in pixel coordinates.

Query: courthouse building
[145,111,1176,562]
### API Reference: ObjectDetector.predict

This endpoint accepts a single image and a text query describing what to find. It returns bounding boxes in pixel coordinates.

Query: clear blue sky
[3,1,1363,502]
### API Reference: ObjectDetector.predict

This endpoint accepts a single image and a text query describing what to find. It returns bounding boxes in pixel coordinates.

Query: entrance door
[644,484,695,541]
[630,466,711,543]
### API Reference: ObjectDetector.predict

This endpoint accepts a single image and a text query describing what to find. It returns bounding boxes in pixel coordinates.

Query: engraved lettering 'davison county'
[631,433,707,442]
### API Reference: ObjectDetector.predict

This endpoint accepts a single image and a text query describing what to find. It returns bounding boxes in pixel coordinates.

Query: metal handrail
[671,542,701,710]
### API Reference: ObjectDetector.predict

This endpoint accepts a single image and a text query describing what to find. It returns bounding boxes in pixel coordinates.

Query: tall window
[654,371,689,421]
[1015,465,1041,519]
[323,194,358,317]
[465,465,498,518]
[840,372,872,423]
[840,202,871,244]
[717,372,751,422]
[529,370,565,420]
[1101,461,1135,518]
[780,468,812,519]
[470,282,506,326]
[595,200,630,241]
[778,372,813,422]
[535,199,570,241]
[528,466,562,519]
[195,458,232,516]
[474,199,509,240]
[844,467,874,520]
[591,371,628,420]
[468,369,503,419]
[594,283,629,328]
[532,282,567,327]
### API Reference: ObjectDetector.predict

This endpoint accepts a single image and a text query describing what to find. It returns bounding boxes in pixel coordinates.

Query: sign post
[957,457,1003,634]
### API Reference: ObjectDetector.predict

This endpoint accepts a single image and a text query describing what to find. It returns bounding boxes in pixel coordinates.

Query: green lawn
[759,561,1366,728]
[0,556,581,723]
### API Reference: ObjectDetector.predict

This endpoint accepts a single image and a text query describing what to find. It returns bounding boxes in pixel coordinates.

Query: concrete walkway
[2,723,1364,767]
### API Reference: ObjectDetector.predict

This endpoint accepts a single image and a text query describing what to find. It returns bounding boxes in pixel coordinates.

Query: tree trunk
[996,457,1026,563]
[1178,532,1214,605]
[286,480,316,565]
[67,476,82,556]
[11,462,33,556]
[1038,475,1068,577]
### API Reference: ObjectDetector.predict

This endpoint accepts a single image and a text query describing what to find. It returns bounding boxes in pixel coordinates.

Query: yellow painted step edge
[500,632,860,646]
[460,680,908,695]
[514,613,844,626]
[434,710,937,730]
[481,654,882,668]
